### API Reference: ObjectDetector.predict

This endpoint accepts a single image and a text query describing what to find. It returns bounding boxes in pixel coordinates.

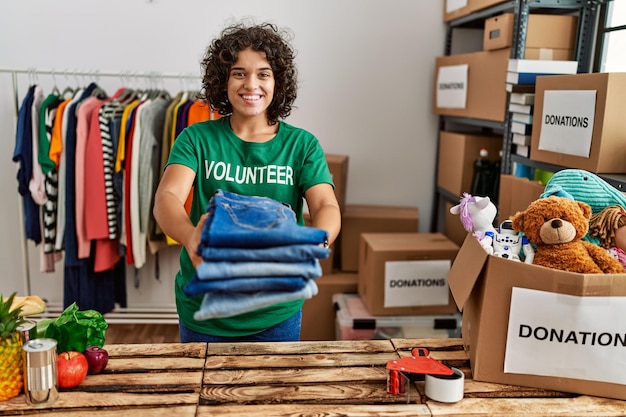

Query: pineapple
[0,292,27,401]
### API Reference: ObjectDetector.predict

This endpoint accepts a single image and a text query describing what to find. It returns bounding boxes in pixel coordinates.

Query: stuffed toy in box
[512,196,625,274]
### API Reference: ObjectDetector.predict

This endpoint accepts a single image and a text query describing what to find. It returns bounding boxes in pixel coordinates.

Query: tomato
[56,351,88,388]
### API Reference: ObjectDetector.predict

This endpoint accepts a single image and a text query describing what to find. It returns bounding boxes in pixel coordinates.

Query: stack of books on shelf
[505,59,578,92]
[506,59,578,158]
[509,92,534,157]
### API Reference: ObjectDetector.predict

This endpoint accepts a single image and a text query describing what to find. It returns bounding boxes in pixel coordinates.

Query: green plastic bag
[36,303,108,353]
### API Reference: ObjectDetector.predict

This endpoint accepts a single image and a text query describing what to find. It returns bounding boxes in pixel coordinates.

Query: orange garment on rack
[48,97,73,167]
[186,99,211,125]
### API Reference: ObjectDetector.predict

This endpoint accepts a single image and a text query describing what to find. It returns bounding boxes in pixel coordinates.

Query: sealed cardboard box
[333,293,461,341]
[301,272,358,341]
[497,174,545,222]
[484,13,577,54]
[530,73,626,173]
[434,48,509,122]
[448,234,626,401]
[340,204,419,272]
[437,131,502,197]
[358,233,459,316]
[325,153,349,210]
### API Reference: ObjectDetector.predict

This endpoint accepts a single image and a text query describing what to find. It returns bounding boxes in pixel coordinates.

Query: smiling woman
[152,21,341,344]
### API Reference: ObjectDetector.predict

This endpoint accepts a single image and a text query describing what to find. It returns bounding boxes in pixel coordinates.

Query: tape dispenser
[386,347,464,403]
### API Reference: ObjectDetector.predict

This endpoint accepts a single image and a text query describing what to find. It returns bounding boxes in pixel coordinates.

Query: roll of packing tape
[424,367,464,403]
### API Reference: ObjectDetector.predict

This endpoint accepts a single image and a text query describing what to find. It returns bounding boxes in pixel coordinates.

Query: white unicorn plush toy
[449,193,497,254]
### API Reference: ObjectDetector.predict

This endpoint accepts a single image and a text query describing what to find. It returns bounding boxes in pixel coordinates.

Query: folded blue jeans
[193,279,318,320]
[200,190,328,248]
[183,276,308,297]
[198,243,330,262]
[195,259,322,281]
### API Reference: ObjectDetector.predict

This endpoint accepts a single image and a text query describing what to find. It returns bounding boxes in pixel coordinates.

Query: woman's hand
[186,213,208,268]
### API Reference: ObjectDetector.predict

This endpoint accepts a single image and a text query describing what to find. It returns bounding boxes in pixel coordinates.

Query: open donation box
[448,234,626,400]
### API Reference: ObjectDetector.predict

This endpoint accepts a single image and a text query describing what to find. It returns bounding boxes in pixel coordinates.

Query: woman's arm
[153,164,205,266]
[305,183,341,246]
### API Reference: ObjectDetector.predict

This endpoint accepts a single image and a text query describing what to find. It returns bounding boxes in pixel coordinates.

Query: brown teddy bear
[512,196,625,274]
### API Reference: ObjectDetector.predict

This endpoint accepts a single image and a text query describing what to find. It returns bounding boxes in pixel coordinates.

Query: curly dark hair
[198,22,298,125]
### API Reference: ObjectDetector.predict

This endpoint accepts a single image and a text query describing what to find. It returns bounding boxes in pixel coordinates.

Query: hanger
[50,69,61,96]
[60,70,76,98]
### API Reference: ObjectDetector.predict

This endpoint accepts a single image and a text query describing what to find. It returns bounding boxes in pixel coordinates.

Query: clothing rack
[2,67,194,322]
[0,67,200,117]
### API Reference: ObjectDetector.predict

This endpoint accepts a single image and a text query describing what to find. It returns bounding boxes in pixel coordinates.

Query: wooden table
[1,338,625,416]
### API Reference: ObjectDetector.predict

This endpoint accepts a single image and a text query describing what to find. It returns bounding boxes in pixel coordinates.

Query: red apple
[84,346,109,375]
[57,351,88,388]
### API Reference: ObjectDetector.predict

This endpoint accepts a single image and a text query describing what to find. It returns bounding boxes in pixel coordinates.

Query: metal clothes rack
[2,67,196,322]
[0,67,200,117]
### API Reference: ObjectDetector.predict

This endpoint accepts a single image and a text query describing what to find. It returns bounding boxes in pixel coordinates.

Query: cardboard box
[340,204,419,272]
[530,73,626,173]
[325,153,349,210]
[497,174,545,222]
[524,14,578,51]
[484,13,577,53]
[445,202,469,247]
[443,0,507,22]
[358,233,459,316]
[443,0,473,22]
[471,0,507,12]
[333,293,461,340]
[448,234,626,400]
[434,48,510,122]
[524,48,574,61]
[301,272,358,341]
[437,131,503,197]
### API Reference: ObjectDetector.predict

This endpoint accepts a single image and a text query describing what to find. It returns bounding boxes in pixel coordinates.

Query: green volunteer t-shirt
[166,116,334,337]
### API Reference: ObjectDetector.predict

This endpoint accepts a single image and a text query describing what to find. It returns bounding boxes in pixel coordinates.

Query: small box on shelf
[484,13,577,57]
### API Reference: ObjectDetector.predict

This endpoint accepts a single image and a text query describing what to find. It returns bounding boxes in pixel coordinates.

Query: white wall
[0,0,445,307]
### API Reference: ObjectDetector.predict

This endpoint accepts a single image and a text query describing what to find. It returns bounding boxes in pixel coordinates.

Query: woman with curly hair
[153,21,341,343]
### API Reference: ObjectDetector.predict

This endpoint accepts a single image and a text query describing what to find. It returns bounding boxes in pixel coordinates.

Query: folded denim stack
[184,190,330,320]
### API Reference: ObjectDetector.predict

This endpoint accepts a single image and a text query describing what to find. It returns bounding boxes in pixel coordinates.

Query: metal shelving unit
[432,0,611,233]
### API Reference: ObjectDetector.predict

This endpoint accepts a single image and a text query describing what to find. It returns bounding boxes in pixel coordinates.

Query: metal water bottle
[22,338,59,407]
